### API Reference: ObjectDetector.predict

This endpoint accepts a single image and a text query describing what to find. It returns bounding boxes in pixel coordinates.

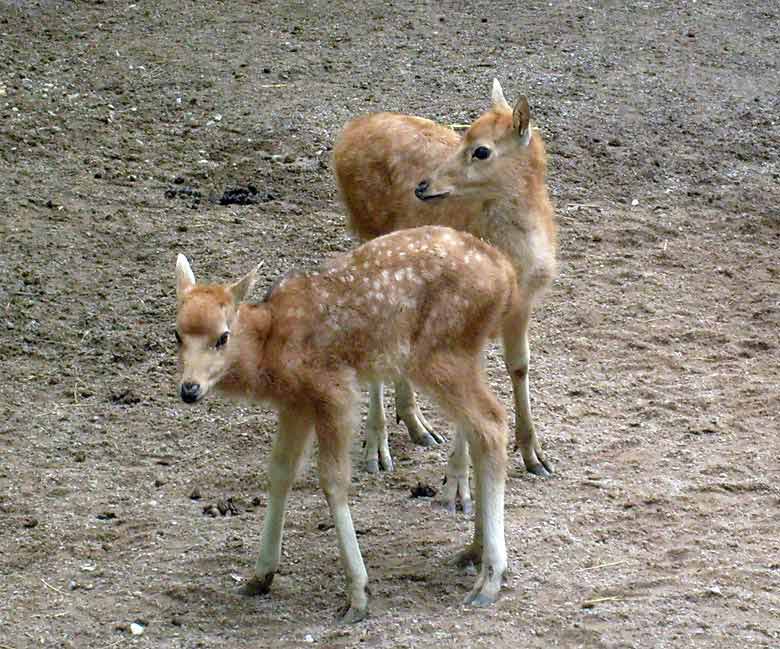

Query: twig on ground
[101,639,127,649]
[40,578,66,596]
[576,559,630,572]
[581,596,624,608]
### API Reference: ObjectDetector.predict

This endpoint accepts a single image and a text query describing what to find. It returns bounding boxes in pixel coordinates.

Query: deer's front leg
[240,408,312,597]
[394,378,444,446]
[364,381,393,473]
[504,321,553,476]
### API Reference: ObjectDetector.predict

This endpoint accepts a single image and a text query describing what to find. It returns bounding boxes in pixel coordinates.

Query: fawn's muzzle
[180,382,201,403]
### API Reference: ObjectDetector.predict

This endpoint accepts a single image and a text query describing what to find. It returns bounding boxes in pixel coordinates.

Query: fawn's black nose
[180,382,201,403]
[414,179,430,199]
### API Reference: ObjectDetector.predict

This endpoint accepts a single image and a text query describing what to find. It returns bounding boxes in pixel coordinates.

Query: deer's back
[333,113,477,240]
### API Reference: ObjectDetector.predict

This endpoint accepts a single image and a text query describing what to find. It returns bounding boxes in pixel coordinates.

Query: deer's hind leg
[364,381,393,473]
[394,378,444,446]
[363,377,443,474]
[440,426,473,515]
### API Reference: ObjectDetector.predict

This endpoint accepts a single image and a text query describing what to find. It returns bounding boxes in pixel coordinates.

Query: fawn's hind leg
[317,399,369,623]
[415,355,508,606]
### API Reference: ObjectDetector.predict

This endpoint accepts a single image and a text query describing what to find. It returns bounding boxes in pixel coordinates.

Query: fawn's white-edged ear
[176,254,196,299]
[512,95,532,146]
[491,78,511,112]
[230,261,263,304]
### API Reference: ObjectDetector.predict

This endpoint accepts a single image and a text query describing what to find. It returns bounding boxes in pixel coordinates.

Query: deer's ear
[229,262,262,304]
[491,78,511,112]
[176,254,196,300]
[512,96,532,147]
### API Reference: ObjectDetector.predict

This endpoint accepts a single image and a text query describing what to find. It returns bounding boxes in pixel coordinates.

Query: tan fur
[174,226,516,620]
[332,80,557,476]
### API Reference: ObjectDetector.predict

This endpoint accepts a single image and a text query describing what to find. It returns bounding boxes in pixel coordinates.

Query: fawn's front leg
[240,408,312,597]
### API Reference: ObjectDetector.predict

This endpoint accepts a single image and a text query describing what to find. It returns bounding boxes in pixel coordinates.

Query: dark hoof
[366,456,394,473]
[338,603,368,624]
[466,591,499,607]
[452,547,482,570]
[413,431,440,447]
[526,462,552,477]
[238,573,274,597]
[365,458,379,474]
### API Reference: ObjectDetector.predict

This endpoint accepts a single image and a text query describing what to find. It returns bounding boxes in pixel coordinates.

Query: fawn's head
[415,79,534,202]
[174,254,260,403]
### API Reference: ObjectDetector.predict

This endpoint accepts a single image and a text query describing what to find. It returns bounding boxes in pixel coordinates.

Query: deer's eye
[175,330,182,346]
[472,146,491,160]
[215,331,229,349]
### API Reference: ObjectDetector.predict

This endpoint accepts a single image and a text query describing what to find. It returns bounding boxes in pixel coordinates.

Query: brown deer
[333,80,557,507]
[174,226,520,621]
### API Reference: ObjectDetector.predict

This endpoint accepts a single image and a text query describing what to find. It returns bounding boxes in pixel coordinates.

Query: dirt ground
[1,1,778,647]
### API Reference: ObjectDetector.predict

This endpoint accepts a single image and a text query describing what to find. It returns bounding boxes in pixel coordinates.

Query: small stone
[303,634,314,643]
[130,622,145,636]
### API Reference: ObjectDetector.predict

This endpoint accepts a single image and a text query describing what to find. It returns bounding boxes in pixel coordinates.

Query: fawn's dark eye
[472,146,491,160]
[215,331,229,349]
[175,330,182,346]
